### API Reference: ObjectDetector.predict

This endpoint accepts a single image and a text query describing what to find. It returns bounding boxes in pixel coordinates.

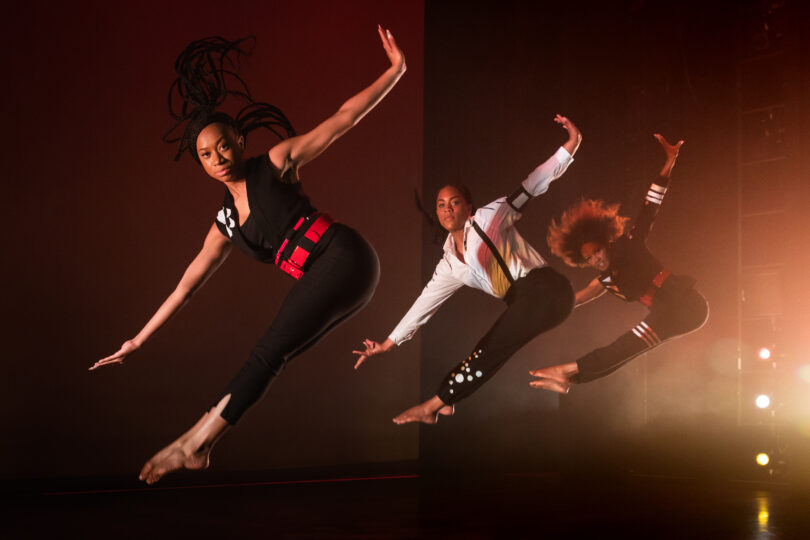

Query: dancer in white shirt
[354,115,582,424]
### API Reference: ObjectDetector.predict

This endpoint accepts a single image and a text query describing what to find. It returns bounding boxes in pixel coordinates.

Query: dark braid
[235,101,296,144]
[162,36,296,163]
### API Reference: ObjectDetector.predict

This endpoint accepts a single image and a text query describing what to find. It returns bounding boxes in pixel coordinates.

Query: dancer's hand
[90,339,140,371]
[653,133,683,178]
[378,25,406,74]
[555,114,582,156]
[653,133,684,160]
[353,338,395,369]
[554,114,579,135]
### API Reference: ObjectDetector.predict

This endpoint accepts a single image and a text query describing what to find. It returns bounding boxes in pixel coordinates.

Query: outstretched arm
[507,115,581,212]
[268,25,406,176]
[628,134,684,242]
[90,224,232,370]
[353,257,463,369]
[575,278,606,307]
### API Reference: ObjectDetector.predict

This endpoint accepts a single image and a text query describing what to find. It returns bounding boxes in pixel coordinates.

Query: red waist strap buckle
[639,269,671,308]
[275,213,336,280]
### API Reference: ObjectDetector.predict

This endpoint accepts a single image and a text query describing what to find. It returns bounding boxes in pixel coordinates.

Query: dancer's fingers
[89,358,123,370]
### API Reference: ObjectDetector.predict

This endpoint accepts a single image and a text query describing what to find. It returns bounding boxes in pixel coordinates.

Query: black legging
[437,267,574,405]
[219,224,379,424]
[574,287,709,383]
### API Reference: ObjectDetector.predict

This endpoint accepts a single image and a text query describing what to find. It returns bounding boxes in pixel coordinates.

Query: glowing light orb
[758,347,772,361]
[756,453,770,466]
[755,394,771,409]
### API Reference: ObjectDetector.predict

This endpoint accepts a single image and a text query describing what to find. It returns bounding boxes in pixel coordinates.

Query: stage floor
[4,467,809,539]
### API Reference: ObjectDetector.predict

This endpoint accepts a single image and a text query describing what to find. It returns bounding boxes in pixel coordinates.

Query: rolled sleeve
[521,146,574,197]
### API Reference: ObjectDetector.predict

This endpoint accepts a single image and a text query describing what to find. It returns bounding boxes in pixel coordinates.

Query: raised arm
[628,134,684,241]
[574,277,607,307]
[558,114,582,156]
[506,115,581,212]
[268,25,406,176]
[90,224,232,370]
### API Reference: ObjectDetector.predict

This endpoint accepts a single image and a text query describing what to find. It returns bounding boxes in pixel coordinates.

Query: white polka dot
[455,374,464,383]
[450,389,454,394]
[467,375,473,381]
[475,370,482,378]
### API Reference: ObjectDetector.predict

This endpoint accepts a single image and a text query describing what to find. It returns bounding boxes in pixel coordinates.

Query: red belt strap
[275,213,335,280]
[639,269,671,308]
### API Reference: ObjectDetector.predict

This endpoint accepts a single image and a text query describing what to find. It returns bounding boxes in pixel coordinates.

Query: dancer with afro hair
[530,134,708,394]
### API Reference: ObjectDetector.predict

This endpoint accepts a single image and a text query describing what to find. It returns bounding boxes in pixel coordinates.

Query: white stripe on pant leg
[640,321,661,344]
[632,326,655,347]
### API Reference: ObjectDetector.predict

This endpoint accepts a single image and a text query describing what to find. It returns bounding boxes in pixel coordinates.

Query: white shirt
[388,146,574,346]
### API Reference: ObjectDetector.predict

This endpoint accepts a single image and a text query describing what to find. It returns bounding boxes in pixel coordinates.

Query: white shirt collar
[442,217,474,259]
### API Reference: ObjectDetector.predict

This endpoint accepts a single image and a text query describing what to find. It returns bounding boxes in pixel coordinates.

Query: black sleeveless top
[599,236,666,302]
[598,176,695,304]
[215,154,317,263]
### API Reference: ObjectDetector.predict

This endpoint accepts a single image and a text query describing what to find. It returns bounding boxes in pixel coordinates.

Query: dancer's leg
[139,394,232,484]
[141,227,379,483]
[530,289,709,392]
[220,226,379,424]
[394,268,573,424]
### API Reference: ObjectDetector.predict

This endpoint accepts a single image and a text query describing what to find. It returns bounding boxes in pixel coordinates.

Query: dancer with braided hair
[529,134,708,394]
[90,26,405,484]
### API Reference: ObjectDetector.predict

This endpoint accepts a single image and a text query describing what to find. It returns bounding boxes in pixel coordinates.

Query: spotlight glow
[756,453,770,466]
[755,394,771,409]
[798,365,810,383]
[758,347,772,360]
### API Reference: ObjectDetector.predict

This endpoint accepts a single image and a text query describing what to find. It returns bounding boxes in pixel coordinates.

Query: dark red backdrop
[3,0,423,479]
[4,0,810,484]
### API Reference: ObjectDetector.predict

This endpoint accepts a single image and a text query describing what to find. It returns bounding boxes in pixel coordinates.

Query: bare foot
[529,377,571,394]
[393,395,447,425]
[138,439,211,485]
[529,362,578,394]
[139,394,231,485]
[393,404,438,424]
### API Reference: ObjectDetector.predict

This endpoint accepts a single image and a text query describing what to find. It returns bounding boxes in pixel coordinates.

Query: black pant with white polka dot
[436,267,574,405]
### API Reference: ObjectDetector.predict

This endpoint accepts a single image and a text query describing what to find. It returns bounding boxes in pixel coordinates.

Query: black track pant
[219,224,379,424]
[437,267,574,405]
[574,288,709,383]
